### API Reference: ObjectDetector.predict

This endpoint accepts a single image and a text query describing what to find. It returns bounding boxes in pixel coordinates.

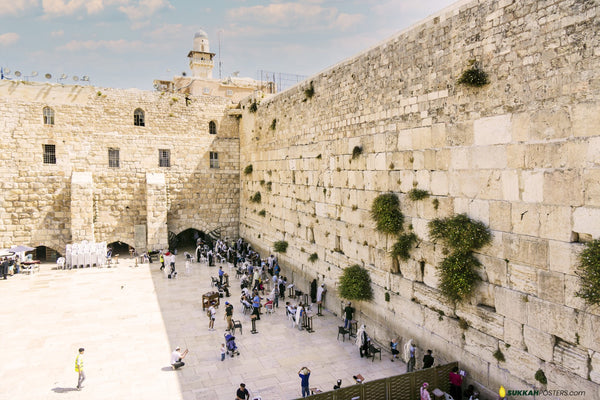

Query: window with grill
[43,144,56,164]
[159,149,170,167]
[108,148,120,168]
[209,121,217,135]
[209,152,219,169]
[134,108,145,126]
[226,89,233,96]
[43,107,55,125]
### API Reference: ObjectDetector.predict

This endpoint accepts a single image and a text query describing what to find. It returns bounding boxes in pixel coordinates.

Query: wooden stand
[202,291,219,310]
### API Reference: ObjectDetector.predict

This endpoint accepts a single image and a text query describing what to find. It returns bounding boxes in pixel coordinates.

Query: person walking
[75,348,85,390]
[218,266,224,285]
[236,383,250,400]
[390,337,400,361]
[220,343,226,361]
[298,367,311,398]
[406,340,416,372]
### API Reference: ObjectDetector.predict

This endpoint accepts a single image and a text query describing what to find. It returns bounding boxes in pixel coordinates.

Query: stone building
[154,29,275,103]
[1,0,599,397]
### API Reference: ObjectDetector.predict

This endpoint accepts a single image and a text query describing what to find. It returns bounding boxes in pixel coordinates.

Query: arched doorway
[34,246,61,262]
[107,241,134,257]
[171,228,206,251]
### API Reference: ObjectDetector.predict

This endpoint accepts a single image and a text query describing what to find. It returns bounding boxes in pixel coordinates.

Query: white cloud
[41,0,129,17]
[0,0,38,16]
[57,38,143,52]
[118,0,173,20]
[51,29,65,37]
[0,33,20,46]
[226,2,363,33]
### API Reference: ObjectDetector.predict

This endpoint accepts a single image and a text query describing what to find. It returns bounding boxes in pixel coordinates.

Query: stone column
[70,172,95,242]
[146,173,168,251]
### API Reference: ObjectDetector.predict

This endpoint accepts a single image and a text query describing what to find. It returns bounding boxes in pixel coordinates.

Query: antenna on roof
[218,29,223,80]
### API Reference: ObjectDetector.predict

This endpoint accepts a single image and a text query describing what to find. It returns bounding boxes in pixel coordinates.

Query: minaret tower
[188,29,215,78]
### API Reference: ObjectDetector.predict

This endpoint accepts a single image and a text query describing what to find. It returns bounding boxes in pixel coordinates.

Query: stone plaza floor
[0,254,406,400]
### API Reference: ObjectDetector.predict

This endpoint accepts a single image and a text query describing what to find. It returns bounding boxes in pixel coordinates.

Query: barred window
[209,121,217,135]
[226,89,233,96]
[159,149,170,167]
[43,107,54,125]
[108,148,120,168]
[209,152,219,169]
[134,108,145,127]
[43,144,56,164]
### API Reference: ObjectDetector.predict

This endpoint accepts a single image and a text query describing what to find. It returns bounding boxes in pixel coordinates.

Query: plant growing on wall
[371,193,404,235]
[338,264,373,301]
[308,253,318,263]
[258,209,266,217]
[352,145,363,160]
[248,100,258,113]
[575,239,600,305]
[408,188,430,201]
[270,118,277,130]
[535,369,547,385]
[304,81,315,99]
[457,60,489,87]
[243,164,253,175]
[391,232,418,261]
[273,240,288,253]
[429,214,491,302]
[249,192,261,203]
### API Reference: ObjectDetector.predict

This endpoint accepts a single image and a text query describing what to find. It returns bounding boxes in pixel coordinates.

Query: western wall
[0,82,241,251]
[238,0,600,396]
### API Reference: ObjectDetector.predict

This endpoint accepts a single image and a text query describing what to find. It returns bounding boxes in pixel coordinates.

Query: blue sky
[0,0,457,91]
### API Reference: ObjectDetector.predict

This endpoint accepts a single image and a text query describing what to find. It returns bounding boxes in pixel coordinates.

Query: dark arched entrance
[34,246,61,262]
[170,228,208,250]
[107,241,134,257]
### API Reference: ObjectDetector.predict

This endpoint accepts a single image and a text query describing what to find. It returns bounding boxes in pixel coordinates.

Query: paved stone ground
[0,254,406,400]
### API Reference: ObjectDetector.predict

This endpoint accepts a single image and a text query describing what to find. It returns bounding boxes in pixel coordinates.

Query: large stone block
[509,263,538,295]
[502,233,548,269]
[520,171,544,203]
[464,328,498,365]
[456,303,504,338]
[511,203,540,237]
[504,319,525,349]
[479,254,508,286]
[495,286,528,323]
[538,205,572,242]
[545,361,599,398]
[573,207,600,238]
[584,169,600,207]
[472,145,508,169]
[591,352,600,384]
[489,201,512,232]
[572,102,600,137]
[474,114,512,145]
[537,270,565,304]
[503,345,543,383]
[543,169,584,206]
[501,170,520,201]
[576,312,600,353]
[553,339,589,379]
[523,325,555,361]
[527,297,577,344]
[529,107,571,140]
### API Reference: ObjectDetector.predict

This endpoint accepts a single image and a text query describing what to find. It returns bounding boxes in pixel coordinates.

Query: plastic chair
[337,326,349,342]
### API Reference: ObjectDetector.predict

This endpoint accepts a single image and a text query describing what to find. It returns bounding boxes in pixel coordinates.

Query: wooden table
[202,291,219,310]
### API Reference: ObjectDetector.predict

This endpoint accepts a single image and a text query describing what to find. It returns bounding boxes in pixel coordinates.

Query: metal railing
[297,362,458,400]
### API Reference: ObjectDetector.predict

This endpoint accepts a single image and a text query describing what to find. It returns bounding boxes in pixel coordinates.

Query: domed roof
[194,29,208,39]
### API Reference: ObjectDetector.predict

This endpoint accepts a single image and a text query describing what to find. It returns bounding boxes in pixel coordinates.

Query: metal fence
[297,362,458,400]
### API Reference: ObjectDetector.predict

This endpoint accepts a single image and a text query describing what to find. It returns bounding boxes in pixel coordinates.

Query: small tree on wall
[576,239,600,306]
[338,264,373,301]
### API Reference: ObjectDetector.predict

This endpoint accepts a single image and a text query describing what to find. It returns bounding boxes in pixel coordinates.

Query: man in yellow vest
[75,348,85,390]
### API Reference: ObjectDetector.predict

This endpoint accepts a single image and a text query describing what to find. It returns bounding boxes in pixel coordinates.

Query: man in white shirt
[208,305,216,330]
[171,347,188,370]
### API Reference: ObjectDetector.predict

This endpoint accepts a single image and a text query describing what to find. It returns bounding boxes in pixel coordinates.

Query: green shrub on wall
[429,214,491,302]
[457,61,489,87]
[391,232,418,261]
[308,253,318,263]
[339,264,373,301]
[408,188,430,201]
[429,213,491,254]
[243,164,253,175]
[371,193,404,235]
[249,192,261,203]
[273,240,288,253]
[576,239,600,305]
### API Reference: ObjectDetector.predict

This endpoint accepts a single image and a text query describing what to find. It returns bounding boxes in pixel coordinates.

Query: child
[221,343,226,361]
[390,338,399,361]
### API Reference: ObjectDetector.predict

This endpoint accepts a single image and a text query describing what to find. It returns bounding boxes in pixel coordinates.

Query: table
[21,260,40,275]
[202,291,219,310]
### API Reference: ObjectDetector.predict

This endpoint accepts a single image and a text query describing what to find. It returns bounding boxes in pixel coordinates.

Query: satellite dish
[45,73,52,79]
[31,71,38,77]
[60,73,67,79]
[73,76,79,81]
[82,76,89,81]
[14,71,21,77]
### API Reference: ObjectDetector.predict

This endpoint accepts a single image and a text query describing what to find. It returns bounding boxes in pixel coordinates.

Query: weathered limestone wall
[239,0,600,396]
[0,81,240,251]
